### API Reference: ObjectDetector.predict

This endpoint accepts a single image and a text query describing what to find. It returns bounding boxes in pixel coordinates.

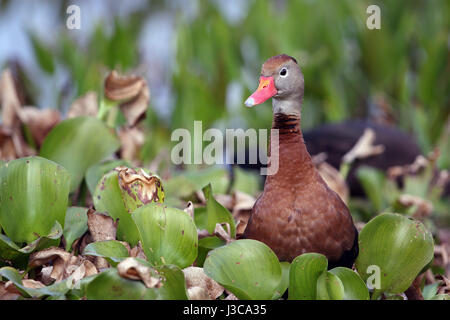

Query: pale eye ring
[280,68,288,77]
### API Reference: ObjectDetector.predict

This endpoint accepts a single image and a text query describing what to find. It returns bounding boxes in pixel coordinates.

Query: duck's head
[245,54,304,116]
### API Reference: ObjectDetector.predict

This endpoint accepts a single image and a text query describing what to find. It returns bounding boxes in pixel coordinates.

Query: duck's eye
[280,68,288,77]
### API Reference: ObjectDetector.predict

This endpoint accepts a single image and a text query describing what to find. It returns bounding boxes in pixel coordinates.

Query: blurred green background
[0,0,449,221]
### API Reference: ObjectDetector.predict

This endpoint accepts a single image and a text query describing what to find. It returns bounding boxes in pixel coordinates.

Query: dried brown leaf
[118,126,145,163]
[68,91,98,118]
[86,208,117,242]
[187,286,211,300]
[182,267,224,300]
[117,257,161,289]
[22,279,45,290]
[104,71,150,126]
[116,166,164,203]
[29,247,71,269]
[0,282,21,300]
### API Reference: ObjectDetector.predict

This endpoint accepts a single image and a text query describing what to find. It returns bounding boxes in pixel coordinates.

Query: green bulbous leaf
[135,258,189,300]
[40,117,120,192]
[202,184,236,238]
[85,261,188,300]
[329,267,370,300]
[0,157,70,244]
[272,261,290,300]
[132,203,198,268]
[289,253,328,300]
[64,207,88,251]
[196,236,226,267]
[86,268,159,300]
[355,213,434,294]
[316,271,345,300]
[0,221,63,268]
[0,265,76,299]
[203,239,282,300]
[93,167,165,246]
[83,240,129,266]
[85,160,130,195]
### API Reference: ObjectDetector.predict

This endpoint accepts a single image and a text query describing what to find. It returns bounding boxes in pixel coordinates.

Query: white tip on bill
[244,97,255,107]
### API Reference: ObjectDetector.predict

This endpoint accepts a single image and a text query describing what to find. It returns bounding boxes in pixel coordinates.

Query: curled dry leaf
[22,279,45,290]
[86,208,118,269]
[118,126,145,163]
[232,191,255,238]
[116,166,164,206]
[67,91,98,118]
[214,223,232,244]
[104,70,150,126]
[117,257,161,289]
[388,150,440,179]
[29,247,71,282]
[0,69,35,159]
[0,282,21,300]
[342,128,385,164]
[29,247,71,269]
[182,267,224,300]
[187,286,211,300]
[397,194,433,219]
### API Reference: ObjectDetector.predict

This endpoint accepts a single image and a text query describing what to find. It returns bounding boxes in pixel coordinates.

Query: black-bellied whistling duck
[242,54,358,268]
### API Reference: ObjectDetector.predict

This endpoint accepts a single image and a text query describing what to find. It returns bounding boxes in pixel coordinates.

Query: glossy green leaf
[272,261,290,300]
[329,267,369,300]
[203,239,282,300]
[93,170,139,246]
[135,258,189,300]
[132,203,198,268]
[40,117,120,192]
[0,157,70,243]
[430,294,450,300]
[29,32,55,74]
[63,207,88,251]
[289,253,328,300]
[196,236,226,267]
[83,240,129,266]
[202,184,236,238]
[0,221,63,267]
[85,262,188,300]
[85,268,159,300]
[355,213,434,294]
[164,166,230,200]
[422,282,440,300]
[85,160,130,195]
[0,266,75,298]
[93,167,164,246]
[316,271,345,300]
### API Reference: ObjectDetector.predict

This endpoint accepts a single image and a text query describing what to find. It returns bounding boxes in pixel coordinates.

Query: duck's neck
[266,102,314,184]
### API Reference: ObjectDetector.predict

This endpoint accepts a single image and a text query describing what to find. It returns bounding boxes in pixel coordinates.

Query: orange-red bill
[244,76,277,107]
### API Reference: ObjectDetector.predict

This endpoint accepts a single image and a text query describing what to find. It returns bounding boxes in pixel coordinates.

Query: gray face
[274,61,304,101]
[262,59,304,101]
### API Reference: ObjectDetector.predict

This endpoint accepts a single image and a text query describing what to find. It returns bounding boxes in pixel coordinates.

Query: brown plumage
[243,54,358,268]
